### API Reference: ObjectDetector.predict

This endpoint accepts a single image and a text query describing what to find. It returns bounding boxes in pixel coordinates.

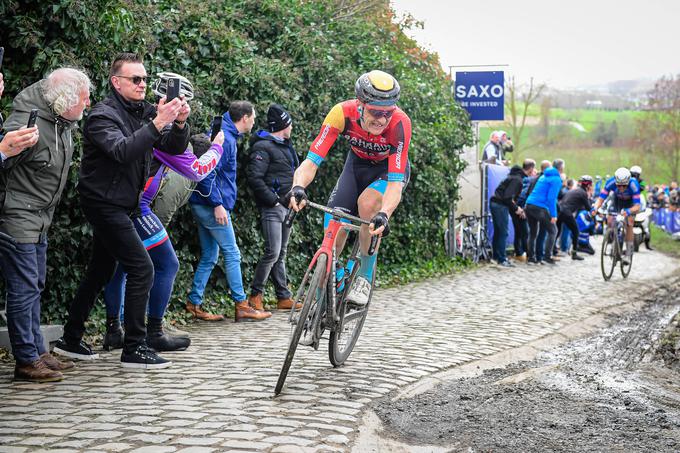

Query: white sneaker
[346,276,371,306]
[299,330,314,346]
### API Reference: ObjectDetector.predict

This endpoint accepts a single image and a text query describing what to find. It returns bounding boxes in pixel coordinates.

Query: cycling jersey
[599,177,641,206]
[306,100,411,183]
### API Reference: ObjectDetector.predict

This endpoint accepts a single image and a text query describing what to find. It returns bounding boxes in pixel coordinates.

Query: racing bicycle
[601,212,633,281]
[275,201,380,395]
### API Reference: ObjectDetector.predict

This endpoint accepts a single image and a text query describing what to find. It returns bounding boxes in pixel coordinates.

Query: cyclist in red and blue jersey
[592,167,641,263]
[289,70,411,306]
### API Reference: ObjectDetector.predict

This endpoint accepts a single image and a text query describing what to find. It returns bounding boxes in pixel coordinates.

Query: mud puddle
[373,282,680,452]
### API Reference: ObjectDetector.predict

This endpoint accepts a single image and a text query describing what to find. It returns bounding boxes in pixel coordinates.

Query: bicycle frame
[287,202,367,341]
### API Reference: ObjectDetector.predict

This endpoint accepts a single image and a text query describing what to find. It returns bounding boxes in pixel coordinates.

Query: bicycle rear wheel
[275,254,327,395]
[600,230,617,281]
[328,264,374,367]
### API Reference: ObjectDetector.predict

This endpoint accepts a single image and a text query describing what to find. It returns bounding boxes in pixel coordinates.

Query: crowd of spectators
[488,157,608,268]
[649,182,680,211]
[0,53,303,381]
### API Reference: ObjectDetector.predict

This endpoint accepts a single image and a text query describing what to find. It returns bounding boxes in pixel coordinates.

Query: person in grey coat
[0,68,91,382]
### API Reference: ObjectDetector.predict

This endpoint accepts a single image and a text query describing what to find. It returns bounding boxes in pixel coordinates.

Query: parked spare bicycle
[451,212,492,263]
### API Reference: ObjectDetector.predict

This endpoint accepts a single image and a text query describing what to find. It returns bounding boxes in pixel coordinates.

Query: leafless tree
[505,76,546,158]
[635,75,680,182]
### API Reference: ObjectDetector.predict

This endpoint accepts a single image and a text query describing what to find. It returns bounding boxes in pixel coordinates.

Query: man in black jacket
[489,161,533,267]
[558,175,593,261]
[246,104,300,311]
[54,53,190,369]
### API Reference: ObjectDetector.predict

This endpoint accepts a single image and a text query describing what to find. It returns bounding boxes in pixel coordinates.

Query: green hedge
[0,0,471,331]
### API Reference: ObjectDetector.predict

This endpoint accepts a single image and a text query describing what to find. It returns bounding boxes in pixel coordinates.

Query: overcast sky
[390,0,680,89]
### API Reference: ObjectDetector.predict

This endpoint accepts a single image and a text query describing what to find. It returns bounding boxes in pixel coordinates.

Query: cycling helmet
[355,70,400,106]
[614,167,631,185]
[630,165,642,179]
[579,175,593,186]
[152,72,195,101]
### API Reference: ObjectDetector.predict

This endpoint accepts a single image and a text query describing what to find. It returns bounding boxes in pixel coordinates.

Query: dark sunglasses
[366,108,395,119]
[115,75,148,85]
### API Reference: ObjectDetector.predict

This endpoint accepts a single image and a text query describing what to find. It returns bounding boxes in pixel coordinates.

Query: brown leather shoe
[248,293,265,311]
[276,298,302,310]
[186,302,225,321]
[15,359,64,383]
[40,352,75,371]
[235,301,270,322]
[247,294,273,318]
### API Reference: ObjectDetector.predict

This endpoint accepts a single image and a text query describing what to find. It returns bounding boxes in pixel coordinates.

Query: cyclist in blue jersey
[592,167,641,264]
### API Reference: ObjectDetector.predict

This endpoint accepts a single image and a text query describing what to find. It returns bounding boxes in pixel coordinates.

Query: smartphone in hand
[166,77,181,102]
[27,109,38,128]
[0,47,4,71]
[210,115,222,140]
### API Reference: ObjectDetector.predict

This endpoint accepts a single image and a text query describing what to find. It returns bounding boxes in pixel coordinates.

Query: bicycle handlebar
[455,213,490,222]
[284,201,380,255]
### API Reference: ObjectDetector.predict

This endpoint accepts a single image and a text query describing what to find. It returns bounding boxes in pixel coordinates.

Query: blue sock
[359,253,377,281]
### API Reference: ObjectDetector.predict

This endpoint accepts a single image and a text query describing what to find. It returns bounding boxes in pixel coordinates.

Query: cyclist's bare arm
[290,159,318,211]
[369,181,403,235]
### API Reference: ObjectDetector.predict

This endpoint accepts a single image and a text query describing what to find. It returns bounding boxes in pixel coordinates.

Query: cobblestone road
[1,244,678,453]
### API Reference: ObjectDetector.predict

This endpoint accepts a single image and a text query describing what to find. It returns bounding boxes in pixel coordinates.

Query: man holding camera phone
[0,67,91,382]
[55,53,190,369]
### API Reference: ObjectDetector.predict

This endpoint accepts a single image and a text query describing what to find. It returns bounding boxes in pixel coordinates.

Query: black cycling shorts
[327,151,411,216]
[612,197,634,212]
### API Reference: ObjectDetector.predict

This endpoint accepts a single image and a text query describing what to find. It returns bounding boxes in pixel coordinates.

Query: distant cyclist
[630,165,653,250]
[289,70,411,306]
[592,167,641,264]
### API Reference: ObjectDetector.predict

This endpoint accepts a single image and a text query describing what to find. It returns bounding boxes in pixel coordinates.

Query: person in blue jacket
[187,101,270,323]
[525,165,562,264]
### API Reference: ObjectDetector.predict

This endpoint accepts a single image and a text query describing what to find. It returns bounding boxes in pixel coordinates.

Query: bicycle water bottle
[336,260,356,293]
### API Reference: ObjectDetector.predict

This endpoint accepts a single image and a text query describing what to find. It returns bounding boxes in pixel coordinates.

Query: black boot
[103,316,124,351]
[571,251,584,261]
[146,316,191,352]
[645,240,654,250]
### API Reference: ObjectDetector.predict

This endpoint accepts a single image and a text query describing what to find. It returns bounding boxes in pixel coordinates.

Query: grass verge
[650,223,680,258]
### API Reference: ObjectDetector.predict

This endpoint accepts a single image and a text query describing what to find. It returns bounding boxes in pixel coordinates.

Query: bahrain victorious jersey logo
[307,99,412,181]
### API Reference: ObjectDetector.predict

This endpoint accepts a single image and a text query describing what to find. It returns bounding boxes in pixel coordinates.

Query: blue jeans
[0,241,47,364]
[188,204,246,305]
[560,225,572,252]
[490,201,510,263]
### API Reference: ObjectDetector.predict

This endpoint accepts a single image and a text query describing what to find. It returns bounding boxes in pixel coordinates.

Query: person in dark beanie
[55,53,190,369]
[246,104,300,311]
[489,164,529,267]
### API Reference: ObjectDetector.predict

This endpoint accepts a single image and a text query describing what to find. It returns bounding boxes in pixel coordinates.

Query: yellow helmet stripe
[367,70,394,91]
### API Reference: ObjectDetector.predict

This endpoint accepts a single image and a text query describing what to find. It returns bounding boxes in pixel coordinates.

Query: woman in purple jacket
[102,132,225,352]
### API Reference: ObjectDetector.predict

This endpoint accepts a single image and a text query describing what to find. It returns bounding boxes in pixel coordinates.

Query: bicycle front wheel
[601,230,616,281]
[275,254,327,395]
[328,264,373,367]
[620,248,633,278]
